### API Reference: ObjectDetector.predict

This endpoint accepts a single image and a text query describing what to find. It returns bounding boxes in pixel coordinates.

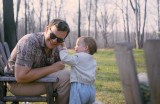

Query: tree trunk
[46,0,52,24]
[126,0,130,43]
[78,0,81,37]
[130,0,140,49]
[25,0,27,34]
[134,0,139,49]
[121,0,127,41]
[157,0,160,38]
[57,0,63,18]
[87,0,92,37]
[140,0,147,48]
[39,0,43,31]
[94,0,98,39]
[3,0,17,51]
[15,0,21,38]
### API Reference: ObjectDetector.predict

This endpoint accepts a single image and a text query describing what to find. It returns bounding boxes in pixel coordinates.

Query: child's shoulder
[75,52,92,59]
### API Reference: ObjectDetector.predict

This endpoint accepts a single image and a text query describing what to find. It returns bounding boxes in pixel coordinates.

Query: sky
[0,0,158,32]
[12,0,80,30]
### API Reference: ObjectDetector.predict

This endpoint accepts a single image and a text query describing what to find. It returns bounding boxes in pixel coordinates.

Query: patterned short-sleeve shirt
[4,32,60,75]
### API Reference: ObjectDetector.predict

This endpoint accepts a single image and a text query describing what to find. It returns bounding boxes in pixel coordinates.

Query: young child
[59,36,97,104]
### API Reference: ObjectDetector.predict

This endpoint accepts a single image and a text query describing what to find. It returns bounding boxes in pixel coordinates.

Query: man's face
[45,25,67,49]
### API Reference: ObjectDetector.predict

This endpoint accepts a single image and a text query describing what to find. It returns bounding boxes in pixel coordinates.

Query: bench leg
[0,101,5,104]
[53,89,58,104]
[46,83,54,104]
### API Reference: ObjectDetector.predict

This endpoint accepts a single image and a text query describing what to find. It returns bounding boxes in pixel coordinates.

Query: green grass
[95,49,146,104]
[94,49,125,104]
[68,49,146,104]
[7,49,146,104]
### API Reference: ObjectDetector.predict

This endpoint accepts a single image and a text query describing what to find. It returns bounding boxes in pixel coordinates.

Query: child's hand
[61,42,66,47]
[59,42,67,50]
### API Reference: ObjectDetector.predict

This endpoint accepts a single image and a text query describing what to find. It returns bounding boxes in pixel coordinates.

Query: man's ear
[45,26,49,33]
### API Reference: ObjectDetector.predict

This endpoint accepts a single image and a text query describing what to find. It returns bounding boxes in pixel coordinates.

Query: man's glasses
[50,28,64,43]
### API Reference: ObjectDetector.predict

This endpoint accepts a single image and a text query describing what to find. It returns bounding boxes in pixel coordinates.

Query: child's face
[74,38,88,53]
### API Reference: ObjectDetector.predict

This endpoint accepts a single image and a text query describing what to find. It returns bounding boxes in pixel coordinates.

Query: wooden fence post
[144,39,160,104]
[115,42,143,104]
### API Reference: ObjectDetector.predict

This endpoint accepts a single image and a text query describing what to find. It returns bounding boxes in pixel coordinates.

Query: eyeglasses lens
[50,33,64,43]
[50,33,56,39]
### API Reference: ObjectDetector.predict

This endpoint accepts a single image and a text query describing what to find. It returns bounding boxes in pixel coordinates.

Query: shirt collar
[40,32,45,48]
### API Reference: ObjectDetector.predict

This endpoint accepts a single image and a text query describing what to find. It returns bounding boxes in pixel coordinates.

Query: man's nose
[52,38,58,42]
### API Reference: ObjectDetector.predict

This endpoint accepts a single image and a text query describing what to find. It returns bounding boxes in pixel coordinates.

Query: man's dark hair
[48,19,70,38]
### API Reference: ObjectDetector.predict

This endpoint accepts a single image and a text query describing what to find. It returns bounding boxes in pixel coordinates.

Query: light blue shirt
[60,50,97,85]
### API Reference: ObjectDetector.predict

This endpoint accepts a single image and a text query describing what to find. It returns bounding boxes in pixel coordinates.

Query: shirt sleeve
[59,49,78,66]
[16,38,37,68]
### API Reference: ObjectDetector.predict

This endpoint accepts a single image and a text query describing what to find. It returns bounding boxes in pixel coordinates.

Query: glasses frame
[50,28,64,43]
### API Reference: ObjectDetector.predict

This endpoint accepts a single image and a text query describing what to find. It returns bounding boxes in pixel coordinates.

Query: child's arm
[59,43,78,66]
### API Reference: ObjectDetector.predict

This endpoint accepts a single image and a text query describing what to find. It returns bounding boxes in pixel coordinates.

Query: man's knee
[59,69,70,83]
[52,69,70,83]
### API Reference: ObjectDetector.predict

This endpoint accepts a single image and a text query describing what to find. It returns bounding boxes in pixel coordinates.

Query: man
[5,19,70,104]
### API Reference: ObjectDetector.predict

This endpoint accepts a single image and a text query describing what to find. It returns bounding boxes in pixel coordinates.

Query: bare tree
[97,1,117,48]
[126,0,130,43]
[39,0,43,31]
[0,4,3,42]
[140,0,147,47]
[114,0,130,42]
[110,12,117,47]
[115,0,118,42]
[3,0,17,51]
[78,0,81,37]
[15,0,21,37]
[94,0,98,39]
[117,0,131,42]
[157,0,160,38]
[97,9,109,48]
[53,0,57,18]
[58,0,63,18]
[120,0,127,41]
[25,0,27,34]
[130,0,140,48]
[130,0,147,48]
[46,0,53,24]
[85,0,92,36]
[53,0,64,18]
[28,1,36,33]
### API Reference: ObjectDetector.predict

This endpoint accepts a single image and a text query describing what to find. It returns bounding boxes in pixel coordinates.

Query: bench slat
[3,96,47,102]
[0,42,7,64]
[0,56,5,68]
[0,76,59,82]
[3,42,10,59]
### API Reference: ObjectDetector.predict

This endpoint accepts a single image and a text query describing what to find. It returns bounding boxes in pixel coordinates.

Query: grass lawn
[93,49,146,104]
[7,49,146,104]
[70,49,146,104]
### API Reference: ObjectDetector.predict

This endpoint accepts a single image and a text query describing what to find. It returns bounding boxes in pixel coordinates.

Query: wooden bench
[0,42,59,104]
[115,40,160,104]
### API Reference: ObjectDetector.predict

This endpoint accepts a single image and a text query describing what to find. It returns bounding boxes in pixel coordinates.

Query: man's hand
[51,61,65,72]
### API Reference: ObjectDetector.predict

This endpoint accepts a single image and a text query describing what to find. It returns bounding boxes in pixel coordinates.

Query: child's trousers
[69,82,95,104]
